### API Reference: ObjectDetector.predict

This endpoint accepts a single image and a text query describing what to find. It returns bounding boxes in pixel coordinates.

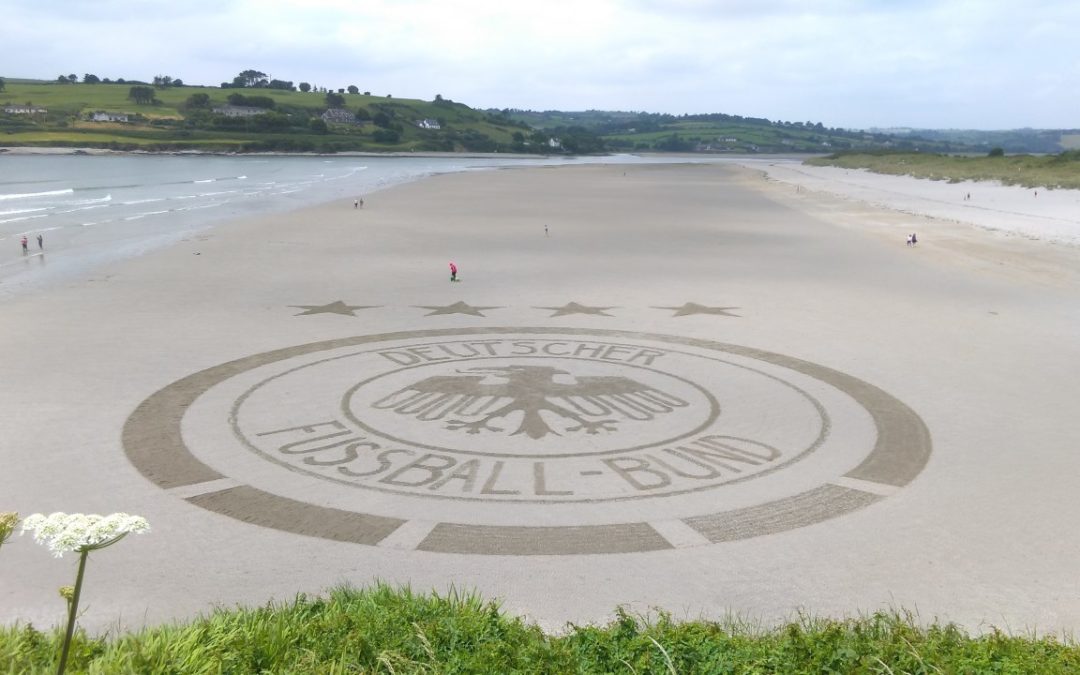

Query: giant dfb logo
[124,328,930,555]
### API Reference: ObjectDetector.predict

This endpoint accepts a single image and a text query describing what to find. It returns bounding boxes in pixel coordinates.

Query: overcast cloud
[3,0,1077,129]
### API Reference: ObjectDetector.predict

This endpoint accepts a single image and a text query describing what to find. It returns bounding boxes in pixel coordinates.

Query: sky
[3,0,1077,130]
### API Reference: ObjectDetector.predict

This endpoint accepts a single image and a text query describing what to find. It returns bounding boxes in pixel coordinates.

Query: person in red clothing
[449,261,458,282]
[20,235,28,254]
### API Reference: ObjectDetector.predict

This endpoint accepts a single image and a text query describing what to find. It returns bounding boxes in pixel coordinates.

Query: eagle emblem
[371,365,688,439]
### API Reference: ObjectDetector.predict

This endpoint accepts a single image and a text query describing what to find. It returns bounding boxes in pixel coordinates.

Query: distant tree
[372,111,391,128]
[299,82,312,93]
[988,147,1005,157]
[336,88,344,94]
[67,74,78,84]
[245,95,275,110]
[128,85,157,105]
[227,93,247,106]
[173,79,183,87]
[309,118,328,134]
[57,75,71,84]
[0,78,5,92]
[235,69,269,88]
[325,92,345,108]
[185,93,210,109]
[347,85,359,94]
[267,79,293,91]
[363,91,370,96]
[116,78,126,84]
[355,107,371,121]
[83,74,100,84]
[153,75,174,88]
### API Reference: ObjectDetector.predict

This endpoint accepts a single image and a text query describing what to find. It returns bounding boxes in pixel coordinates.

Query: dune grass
[807,151,1080,190]
[3,583,1078,673]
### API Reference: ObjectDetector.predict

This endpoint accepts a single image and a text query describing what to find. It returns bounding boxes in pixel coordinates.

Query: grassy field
[2,584,1078,673]
[806,152,1080,190]
[0,80,528,152]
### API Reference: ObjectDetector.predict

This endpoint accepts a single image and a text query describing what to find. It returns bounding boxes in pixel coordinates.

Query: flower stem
[57,549,88,675]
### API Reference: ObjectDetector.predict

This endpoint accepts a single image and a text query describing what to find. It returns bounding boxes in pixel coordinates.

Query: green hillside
[0,78,568,153]
[497,109,982,154]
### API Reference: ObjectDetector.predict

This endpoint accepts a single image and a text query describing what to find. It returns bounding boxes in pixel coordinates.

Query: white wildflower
[22,512,150,557]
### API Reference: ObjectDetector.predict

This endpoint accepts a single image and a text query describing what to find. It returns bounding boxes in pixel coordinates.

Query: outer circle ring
[123,327,931,555]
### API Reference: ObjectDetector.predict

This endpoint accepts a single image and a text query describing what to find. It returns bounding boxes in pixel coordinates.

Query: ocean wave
[122,197,166,206]
[0,188,75,201]
[69,194,113,206]
[56,204,110,214]
[0,207,51,217]
[0,214,49,225]
[124,210,171,221]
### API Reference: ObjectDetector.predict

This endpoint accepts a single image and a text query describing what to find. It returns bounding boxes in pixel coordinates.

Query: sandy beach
[2,160,1079,637]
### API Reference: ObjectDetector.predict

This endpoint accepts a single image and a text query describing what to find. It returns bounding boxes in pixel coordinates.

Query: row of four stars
[291,301,740,317]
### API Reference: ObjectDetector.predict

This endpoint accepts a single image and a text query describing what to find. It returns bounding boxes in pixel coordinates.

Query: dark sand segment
[2,162,1079,636]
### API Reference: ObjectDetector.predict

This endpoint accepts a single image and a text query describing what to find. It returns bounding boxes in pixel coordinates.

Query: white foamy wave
[0,207,51,217]
[0,188,74,201]
[0,214,49,225]
[56,204,110,214]
[124,210,170,221]
[194,178,215,184]
[178,202,225,211]
[197,190,239,197]
[69,194,112,206]
[122,198,166,206]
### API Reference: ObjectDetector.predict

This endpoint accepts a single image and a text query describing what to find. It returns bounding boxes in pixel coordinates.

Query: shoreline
[737,158,1080,250]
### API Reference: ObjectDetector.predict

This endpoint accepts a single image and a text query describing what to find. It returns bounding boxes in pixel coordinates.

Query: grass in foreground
[807,151,1080,190]
[3,584,1079,674]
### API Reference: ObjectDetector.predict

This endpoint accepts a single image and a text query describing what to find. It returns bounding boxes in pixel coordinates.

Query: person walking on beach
[906,234,913,247]
[354,199,358,209]
[449,261,458,282]
[20,235,28,254]
[544,224,549,237]
[36,234,43,250]
[911,232,917,246]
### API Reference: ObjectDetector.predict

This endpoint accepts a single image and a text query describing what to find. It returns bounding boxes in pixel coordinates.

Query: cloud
[1,0,1077,128]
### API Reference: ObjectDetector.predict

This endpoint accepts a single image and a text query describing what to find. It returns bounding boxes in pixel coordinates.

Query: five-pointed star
[290,301,380,316]
[534,301,616,317]
[653,302,740,317]
[415,301,503,317]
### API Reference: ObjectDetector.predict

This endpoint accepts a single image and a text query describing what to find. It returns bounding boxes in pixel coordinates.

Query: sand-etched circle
[123,328,931,555]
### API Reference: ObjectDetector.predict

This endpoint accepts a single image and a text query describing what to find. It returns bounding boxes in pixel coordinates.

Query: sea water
[0,153,700,296]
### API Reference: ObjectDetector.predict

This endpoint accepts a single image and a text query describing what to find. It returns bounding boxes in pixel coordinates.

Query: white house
[90,112,129,122]
[212,105,267,118]
[3,105,47,115]
[415,118,441,130]
[321,108,358,124]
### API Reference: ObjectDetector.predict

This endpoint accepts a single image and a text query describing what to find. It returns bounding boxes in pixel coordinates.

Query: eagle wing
[370,374,512,421]
[548,375,689,421]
